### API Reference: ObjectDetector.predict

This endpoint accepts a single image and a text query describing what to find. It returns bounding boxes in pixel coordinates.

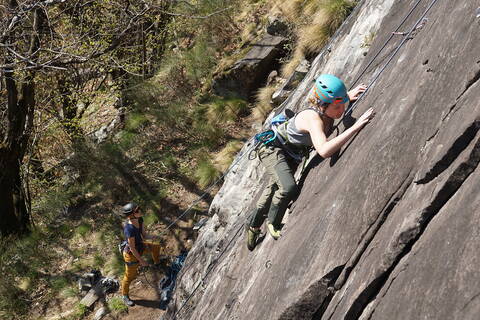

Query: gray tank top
[285,112,313,146]
[284,108,332,147]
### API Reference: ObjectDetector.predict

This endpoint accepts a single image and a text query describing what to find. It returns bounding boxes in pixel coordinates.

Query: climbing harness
[166,0,443,318]
[252,108,318,163]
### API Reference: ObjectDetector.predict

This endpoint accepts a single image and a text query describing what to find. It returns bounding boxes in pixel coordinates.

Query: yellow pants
[121,242,161,295]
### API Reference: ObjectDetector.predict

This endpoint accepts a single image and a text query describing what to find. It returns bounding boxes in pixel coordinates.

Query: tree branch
[155,6,232,19]
[1,0,67,44]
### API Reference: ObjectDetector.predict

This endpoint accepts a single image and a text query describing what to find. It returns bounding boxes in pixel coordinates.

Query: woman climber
[246,74,375,251]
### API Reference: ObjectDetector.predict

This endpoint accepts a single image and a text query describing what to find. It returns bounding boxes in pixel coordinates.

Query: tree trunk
[0,68,35,236]
[0,159,30,236]
[0,7,42,237]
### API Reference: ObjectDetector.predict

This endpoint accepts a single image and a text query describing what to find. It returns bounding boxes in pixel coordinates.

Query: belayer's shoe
[267,222,281,240]
[246,226,261,251]
[123,295,135,307]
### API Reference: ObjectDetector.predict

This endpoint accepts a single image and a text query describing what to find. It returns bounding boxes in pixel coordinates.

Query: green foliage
[193,121,226,149]
[105,254,125,278]
[195,157,221,188]
[185,37,217,81]
[143,212,160,226]
[0,278,29,319]
[108,297,129,314]
[73,303,88,319]
[61,286,80,299]
[118,131,138,150]
[93,253,106,268]
[0,232,52,319]
[50,276,70,292]
[206,97,248,124]
[76,223,91,238]
[125,113,149,132]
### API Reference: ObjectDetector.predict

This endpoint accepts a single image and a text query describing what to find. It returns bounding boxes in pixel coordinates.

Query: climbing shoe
[246,227,261,251]
[267,223,281,240]
[123,295,135,307]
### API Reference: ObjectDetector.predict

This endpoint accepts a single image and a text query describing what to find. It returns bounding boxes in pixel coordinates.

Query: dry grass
[195,157,221,188]
[252,85,277,122]
[206,98,248,124]
[280,49,305,77]
[279,0,356,77]
[214,140,244,171]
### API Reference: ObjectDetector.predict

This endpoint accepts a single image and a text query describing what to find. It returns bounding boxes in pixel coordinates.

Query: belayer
[246,74,375,251]
[120,202,161,306]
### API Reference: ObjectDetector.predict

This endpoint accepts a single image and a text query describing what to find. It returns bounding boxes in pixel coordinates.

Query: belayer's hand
[348,84,367,102]
[353,108,375,131]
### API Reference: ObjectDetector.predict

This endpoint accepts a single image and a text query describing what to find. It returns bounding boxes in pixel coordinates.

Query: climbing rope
[158,138,260,236]
[349,0,426,89]
[165,0,442,317]
[343,0,440,119]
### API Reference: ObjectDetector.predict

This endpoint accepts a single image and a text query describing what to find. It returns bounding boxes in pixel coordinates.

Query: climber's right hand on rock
[353,108,375,131]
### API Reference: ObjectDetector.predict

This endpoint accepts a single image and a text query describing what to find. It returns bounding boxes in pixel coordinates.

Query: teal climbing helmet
[314,74,349,104]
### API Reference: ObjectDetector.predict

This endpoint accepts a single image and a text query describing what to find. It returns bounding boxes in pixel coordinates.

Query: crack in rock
[333,172,414,291]
[444,71,480,122]
[342,134,480,320]
[442,103,458,122]
[416,120,480,184]
[277,265,344,320]
[456,69,480,101]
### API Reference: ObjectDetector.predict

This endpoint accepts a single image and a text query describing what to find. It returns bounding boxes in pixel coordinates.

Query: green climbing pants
[248,145,299,229]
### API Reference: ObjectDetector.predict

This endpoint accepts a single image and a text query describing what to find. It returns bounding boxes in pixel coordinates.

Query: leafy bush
[50,276,70,292]
[143,212,160,226]
[193,121,226,149]
[93,253,106,268]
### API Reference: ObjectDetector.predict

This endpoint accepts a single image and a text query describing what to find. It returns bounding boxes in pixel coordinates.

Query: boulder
[212,34,288,100]
[93,307,108,320]
[266,15,290,37]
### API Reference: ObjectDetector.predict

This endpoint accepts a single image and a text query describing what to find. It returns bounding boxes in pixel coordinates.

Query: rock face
[212,34,288,100]
[272,59,310,106]
[166,1,480,319]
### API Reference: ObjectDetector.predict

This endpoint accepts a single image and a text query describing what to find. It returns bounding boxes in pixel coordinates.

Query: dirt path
[118,270,166,320]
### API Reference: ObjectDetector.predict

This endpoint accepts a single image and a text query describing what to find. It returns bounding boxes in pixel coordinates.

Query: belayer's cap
[314,74,349,104]
[122,202,139,216]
